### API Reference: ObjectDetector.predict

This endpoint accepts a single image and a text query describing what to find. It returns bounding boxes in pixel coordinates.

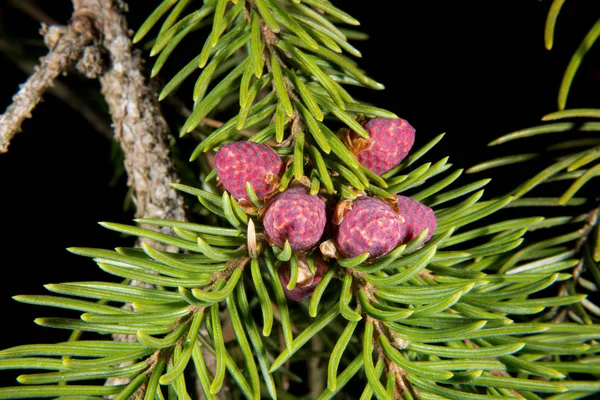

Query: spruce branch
[2,1,600,399]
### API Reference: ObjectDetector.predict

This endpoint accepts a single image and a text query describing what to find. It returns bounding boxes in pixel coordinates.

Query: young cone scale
[262,187,327,251]
[396,195,437,245]
[334,196,404,259]
[278,254,329,302]
[345,117,416,175]
[215,141,285,201]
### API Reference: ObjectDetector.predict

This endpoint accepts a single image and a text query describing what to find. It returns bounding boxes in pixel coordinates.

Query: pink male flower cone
[263,187,327,251]
[351,117,415,175]
[396,195,437,245]
[335,196,404,259]
[215,141,284,201]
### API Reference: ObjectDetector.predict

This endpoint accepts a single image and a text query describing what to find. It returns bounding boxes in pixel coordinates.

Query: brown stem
[0,14,95,153]
[19,1,230,397]
[3,0,238,397]
[0,38,113,141]
[75,0,187,228]
[575,206,599,252]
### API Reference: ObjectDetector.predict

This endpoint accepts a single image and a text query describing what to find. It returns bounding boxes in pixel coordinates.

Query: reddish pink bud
[396,195,437,245]
[263,187,327,251]
[335,196,403,259]
[353,118,415,175]
[215,141,284,201]
[278,255,329,302]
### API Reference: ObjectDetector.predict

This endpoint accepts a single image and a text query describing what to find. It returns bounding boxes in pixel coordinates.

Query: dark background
[1,0,600,390]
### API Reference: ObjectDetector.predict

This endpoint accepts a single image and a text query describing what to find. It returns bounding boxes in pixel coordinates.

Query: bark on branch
[0,38,113,140]
[0,15,94,153]
[76,0,186,227]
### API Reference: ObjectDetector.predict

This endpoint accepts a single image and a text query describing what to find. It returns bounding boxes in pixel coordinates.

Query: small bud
[247,218,258,259]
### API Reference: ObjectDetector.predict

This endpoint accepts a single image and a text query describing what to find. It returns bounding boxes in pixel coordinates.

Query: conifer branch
[1,2,599,399]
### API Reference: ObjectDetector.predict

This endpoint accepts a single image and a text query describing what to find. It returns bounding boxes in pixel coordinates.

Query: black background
[1,0,600,391]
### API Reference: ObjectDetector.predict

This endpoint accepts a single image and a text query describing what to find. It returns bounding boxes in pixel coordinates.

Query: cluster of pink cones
[215,118,437,301]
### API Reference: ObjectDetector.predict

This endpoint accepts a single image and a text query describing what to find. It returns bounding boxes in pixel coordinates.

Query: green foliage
[1,1,600,399]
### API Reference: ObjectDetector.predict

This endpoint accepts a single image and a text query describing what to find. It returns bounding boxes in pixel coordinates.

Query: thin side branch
[0,38,113,140]
[0,15,95,153]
